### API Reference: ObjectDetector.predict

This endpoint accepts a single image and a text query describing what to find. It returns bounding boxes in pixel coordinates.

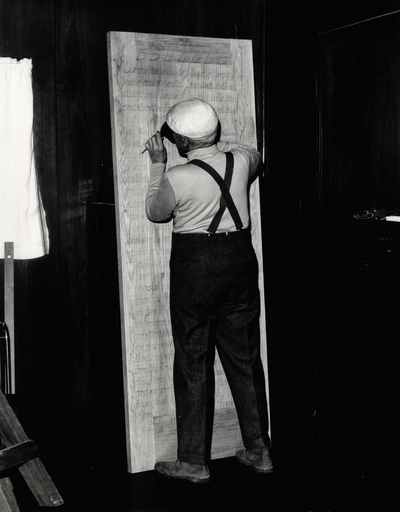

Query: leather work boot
[154,459,211,483]
[235,446,273,474]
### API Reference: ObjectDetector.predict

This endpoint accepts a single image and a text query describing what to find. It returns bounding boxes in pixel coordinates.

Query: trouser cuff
[243,434,270,450]
[178,450,206,465]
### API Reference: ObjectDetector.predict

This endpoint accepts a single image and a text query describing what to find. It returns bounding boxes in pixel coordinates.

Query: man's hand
[145,132,167,164]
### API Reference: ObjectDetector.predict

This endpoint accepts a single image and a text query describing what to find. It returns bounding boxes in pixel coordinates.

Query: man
[144,98,272,484]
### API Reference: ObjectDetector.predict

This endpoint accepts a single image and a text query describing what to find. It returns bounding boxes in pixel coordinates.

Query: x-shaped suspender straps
[190,152,243,234]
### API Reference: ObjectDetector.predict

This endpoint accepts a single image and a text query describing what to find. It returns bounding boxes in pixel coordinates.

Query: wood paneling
[0,0,266,450]
[55,0,106,408]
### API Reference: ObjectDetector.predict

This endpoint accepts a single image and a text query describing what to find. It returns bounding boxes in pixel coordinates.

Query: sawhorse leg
[0,390,64,508]
[0,477,20,512]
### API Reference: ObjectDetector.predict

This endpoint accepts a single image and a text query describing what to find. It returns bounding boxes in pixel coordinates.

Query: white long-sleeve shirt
[145,141,261,234]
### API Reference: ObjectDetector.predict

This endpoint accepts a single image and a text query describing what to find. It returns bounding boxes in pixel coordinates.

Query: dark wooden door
[317,11,400,498]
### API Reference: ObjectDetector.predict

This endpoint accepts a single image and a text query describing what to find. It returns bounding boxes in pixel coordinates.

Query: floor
[8,403,399,512]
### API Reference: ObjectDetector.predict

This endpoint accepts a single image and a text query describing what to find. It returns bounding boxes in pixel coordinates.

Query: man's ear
[174,133,190,149]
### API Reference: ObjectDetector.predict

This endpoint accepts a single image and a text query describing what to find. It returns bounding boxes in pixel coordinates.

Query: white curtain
[0,57,49,259]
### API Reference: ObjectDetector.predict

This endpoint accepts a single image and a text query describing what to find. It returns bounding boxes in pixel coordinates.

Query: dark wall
[0,0,265,446]
[264,0,400,470]
[1,0,399,487]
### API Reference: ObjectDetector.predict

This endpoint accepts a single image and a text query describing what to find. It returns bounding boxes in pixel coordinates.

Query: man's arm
[145,163,176,222]
[144,132,176,222]
[216,141,261,179]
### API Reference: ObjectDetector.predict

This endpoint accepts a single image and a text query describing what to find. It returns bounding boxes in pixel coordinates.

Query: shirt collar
[187,145,218,162]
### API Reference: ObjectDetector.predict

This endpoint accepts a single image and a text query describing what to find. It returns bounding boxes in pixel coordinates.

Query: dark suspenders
[190,152,243,234]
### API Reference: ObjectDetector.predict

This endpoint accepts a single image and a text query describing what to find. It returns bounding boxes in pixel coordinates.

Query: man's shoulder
[166,162,198,184]
[229,146,260,158]
[166,162,189,175]
[167,160,208,174]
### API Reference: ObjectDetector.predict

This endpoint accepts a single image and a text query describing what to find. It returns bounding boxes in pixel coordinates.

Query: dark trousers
[170,229,270,465]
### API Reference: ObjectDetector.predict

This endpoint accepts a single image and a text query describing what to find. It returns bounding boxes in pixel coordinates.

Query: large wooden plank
[108,31,269,473]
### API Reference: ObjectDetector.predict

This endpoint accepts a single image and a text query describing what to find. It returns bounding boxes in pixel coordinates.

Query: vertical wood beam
[4,243,14,395]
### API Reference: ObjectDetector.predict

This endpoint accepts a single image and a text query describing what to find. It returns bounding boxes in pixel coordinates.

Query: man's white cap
[165,98,219,140]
